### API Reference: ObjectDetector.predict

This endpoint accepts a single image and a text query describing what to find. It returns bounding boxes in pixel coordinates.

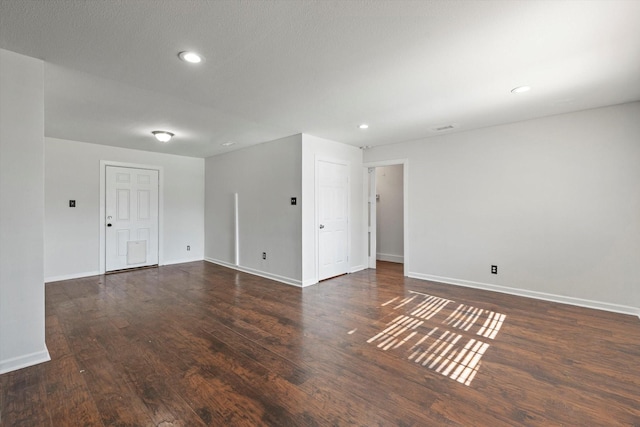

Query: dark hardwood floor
[1,261,639,426]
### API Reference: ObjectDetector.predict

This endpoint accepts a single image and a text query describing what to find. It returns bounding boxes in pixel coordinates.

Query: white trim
[44,259,202,283]
[367,167,377,269]
[363,159,409,277]
[0,349,51,375]
[99,161,164,274]
[205,258,302,287]
[408,272,640,317]
[302,278,318,287]
[315,156,351,282]
[162,257,204,266]
[45,271,101,283]
[234,193,239,266]
[376,253,404,263]
[349,264,366,273]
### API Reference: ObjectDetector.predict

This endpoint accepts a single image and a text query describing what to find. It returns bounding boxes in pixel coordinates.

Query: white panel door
[317,160,349,280]
[105,166,159,271]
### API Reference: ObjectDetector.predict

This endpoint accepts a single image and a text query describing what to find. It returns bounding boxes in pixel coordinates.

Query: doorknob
[107,223,112,227]
[319,224,325,229]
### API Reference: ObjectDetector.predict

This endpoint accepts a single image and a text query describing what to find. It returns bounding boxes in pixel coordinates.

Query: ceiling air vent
[432,124,456,132]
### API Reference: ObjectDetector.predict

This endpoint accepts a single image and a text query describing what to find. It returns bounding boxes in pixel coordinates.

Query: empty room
[1,0,639,425]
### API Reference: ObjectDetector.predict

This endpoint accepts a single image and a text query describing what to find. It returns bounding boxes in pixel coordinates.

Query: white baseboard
[0,348,51,375]
[376,253,404,263]
[45,271,101,283]
[350,264,366,273]
[408,272,640,317]
[302,278,318,287]
[162,257,204,266]
[44,259,204,283]
[204,258,302,287]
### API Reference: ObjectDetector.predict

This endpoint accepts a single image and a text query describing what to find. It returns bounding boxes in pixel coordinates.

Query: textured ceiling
[1,0,639,157]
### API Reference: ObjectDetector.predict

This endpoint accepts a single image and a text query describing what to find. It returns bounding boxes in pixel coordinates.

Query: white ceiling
[1,0,639,158]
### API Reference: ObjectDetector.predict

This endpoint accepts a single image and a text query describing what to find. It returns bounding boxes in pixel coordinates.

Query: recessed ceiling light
[358,124,369,129]
[151,131,174,143]
[511,85,531,93]
[178,51,204,64]
[221,141,236,147]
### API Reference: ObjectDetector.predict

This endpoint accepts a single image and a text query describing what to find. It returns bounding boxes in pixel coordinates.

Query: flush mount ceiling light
[151,131,174,143]
[178,51,204,64]
[358,124,369,129]
[511,85,531,93]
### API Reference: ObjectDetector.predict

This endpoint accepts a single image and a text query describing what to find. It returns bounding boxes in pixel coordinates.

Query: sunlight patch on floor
[369,291,505,386]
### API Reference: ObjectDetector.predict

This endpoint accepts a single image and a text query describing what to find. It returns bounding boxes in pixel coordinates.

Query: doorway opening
[365,160,408,276]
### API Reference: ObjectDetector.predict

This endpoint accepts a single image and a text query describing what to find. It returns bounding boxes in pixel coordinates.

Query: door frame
[367,166,377,269]
[315,156,351,282]
[99,160,164,274]
[363,159,409,277]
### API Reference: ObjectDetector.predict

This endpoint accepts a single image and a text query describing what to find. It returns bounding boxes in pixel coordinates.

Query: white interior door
[105,166,159,271]
[317,160,349,281]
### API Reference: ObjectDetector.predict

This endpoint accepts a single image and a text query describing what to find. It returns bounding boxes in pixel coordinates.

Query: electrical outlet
[262,252,267,260]
[491,265,498,274]
[187,245,190,251]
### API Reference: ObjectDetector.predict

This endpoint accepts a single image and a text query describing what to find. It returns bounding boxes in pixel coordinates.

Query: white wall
[364,103,640,315]
[45,137,205,281]
[376,165,404,263]
[302,134,365,285]
[0,49,49,374]
[205,134,303,285]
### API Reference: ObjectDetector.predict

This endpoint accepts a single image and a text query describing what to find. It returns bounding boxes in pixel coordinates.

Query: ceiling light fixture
[178,51,204,64]
[152,131,174,143]
[511,85,531,94]
[221,141,236,147]
[358,124,369,129]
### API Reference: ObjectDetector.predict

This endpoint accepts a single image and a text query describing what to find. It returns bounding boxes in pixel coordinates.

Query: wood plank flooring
[1,261,639,426]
